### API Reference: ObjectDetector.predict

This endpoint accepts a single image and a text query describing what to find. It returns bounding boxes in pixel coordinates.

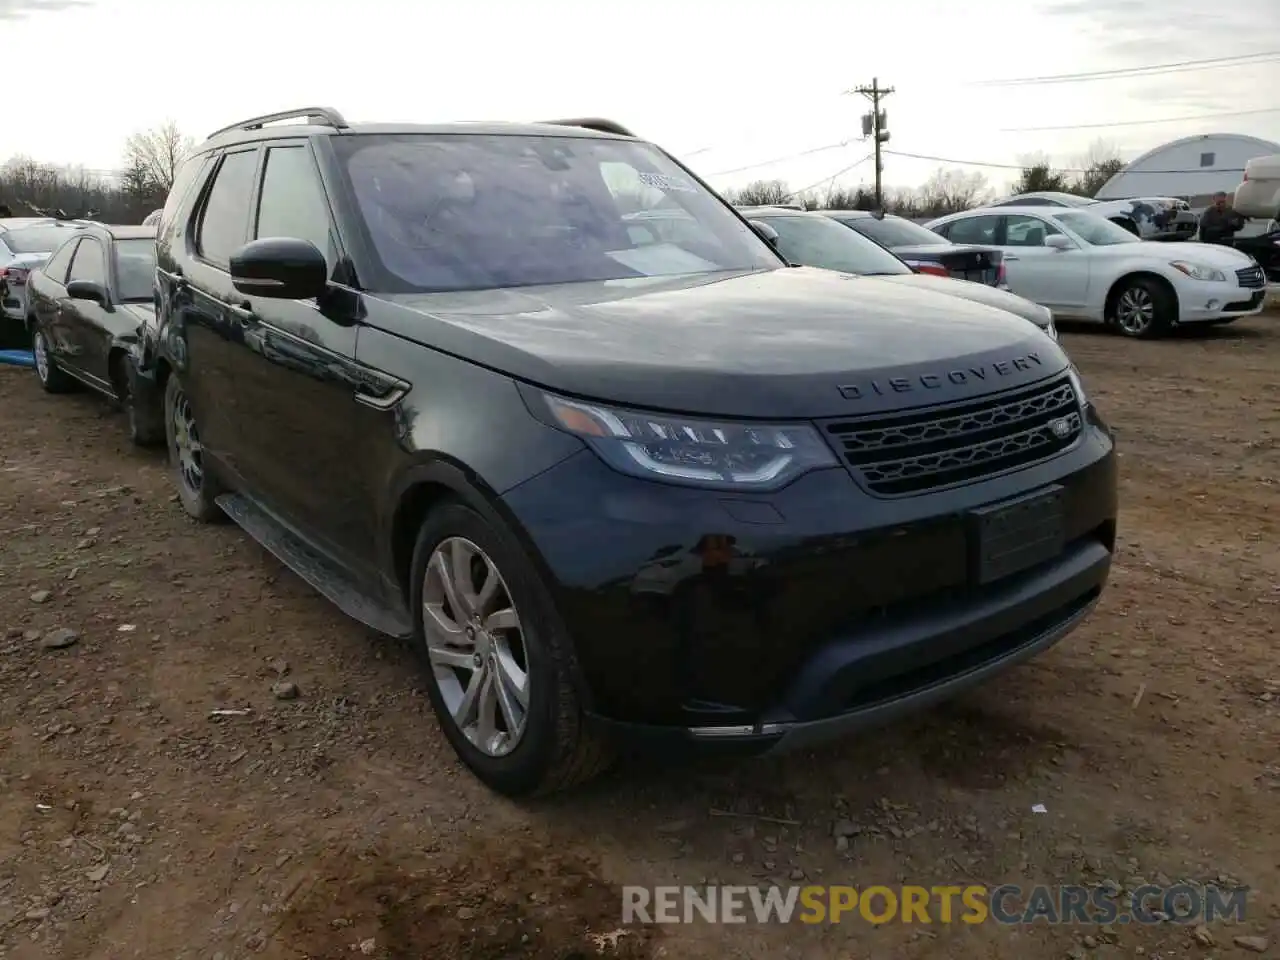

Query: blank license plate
[971,486,1066,584]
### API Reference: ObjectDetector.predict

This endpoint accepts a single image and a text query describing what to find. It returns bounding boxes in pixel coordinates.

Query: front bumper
[501,408,1117,750]
[1177,278,1266,322]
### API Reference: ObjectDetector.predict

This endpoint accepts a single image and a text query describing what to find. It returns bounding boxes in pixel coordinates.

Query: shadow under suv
[137,107,1117,796]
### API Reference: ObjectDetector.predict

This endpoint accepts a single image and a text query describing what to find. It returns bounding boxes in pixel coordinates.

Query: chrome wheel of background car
[171,390,204,493]
[422,536,529,758]
[33,331,49,383]
[1115,287,1155,335]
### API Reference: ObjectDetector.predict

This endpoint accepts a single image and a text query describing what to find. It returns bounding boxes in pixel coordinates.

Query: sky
[3,0,1279,197]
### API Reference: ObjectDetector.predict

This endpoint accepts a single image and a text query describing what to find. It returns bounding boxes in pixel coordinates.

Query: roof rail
[206,107,348,141]
[541,117,636,138]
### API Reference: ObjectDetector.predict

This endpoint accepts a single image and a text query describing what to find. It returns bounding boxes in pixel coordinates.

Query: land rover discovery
[136,108,1117,796]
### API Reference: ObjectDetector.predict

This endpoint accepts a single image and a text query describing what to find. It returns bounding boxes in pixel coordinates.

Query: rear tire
[409,501,612,796]
[1110,277,1176,339]
[163,373,226,522]
[31,324,73,394]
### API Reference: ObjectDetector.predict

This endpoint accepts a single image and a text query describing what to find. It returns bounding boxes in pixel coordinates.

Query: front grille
[824,376,1082,497]
[1236,265,1265,289]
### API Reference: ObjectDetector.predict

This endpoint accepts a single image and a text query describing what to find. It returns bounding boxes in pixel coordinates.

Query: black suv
[137,107,1117,796]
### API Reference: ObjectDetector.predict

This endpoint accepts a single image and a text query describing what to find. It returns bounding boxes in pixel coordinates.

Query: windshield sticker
[637,172,695,193]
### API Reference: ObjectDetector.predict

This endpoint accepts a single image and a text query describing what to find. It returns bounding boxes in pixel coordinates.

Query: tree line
[723,142,1127,219]
[1,125,1127,226]
[0,122,193,223]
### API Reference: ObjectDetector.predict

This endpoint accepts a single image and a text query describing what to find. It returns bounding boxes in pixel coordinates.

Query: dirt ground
[1,317,1278,960]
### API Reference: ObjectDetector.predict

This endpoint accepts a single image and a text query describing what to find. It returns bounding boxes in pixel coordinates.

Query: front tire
[31,324,73,394]
[163,374,226,522]
[114,355,164,447]
[1110,277,1175,339]
[409,501,611,796]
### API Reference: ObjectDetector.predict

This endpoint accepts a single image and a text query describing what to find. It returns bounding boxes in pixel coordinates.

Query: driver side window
[1004,215,1062,247]
[67,238,106,286]
[42,238,78,284]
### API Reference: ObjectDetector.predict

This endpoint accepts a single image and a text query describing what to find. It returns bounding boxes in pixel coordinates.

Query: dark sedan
[820,209,1007,287]
[25,223,163,444]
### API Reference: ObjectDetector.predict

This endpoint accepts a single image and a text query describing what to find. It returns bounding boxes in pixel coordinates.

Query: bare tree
[122,120,194,192]
[1070,139,1125,198]
[728,179,792,207]
[915,168,992,216]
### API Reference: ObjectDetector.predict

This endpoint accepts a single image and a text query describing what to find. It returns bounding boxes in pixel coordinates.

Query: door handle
[1004,255,1020,261]
[354,383,409,410]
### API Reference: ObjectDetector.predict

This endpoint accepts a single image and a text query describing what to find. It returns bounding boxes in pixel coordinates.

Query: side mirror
[230,237,328,300]
[1045,234,1073,251]
[748,219,780,248]
[66,279,111,308]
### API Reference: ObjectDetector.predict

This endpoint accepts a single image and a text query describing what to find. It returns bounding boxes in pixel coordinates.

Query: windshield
[331,133,781,293]
[4,225,82,254]
[1053,212,1142,246]
[759,214,911,275]
[840,215,947,247]
[113,238,156,301]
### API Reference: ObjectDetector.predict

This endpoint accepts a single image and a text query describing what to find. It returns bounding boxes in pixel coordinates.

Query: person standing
[1199,191,1246,244]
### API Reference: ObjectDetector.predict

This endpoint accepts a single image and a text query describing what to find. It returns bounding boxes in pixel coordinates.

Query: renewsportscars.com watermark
[622,884,1248,925]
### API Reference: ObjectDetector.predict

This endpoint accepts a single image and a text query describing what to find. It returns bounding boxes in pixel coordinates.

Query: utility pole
[848,78,894,207]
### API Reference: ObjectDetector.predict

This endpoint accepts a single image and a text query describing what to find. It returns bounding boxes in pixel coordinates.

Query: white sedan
[925,206,1267,338]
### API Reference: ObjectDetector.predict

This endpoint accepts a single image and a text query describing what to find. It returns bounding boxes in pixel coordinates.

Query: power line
[883,149,1245,176]
[786,153,875,199]
[1001,105,1280,133]
[970,51,1280,87]
[703,140,851,177]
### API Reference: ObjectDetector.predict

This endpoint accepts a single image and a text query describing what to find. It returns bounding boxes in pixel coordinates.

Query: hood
[370,267,1068,419]
[1133,241,1254,267]
[871,274,1049,328]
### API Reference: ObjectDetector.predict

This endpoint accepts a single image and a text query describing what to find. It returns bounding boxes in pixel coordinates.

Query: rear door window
[196,149,259,267]
[946,216,1000,245]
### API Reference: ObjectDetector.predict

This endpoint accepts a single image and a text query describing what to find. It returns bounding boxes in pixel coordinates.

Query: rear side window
[197,150,259,267]
[946,216,1000,244]
[157,154,211,246]
[255,145,335,268]
[41,238,78,283]
[68,238,107,286]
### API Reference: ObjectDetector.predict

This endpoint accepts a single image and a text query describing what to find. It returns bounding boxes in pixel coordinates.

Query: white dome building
[1095,133,1280,203]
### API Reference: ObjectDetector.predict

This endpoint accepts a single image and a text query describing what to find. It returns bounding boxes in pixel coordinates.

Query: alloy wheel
[171,389,204,493]
[1116,287,1155,335]
[33,330,49,383]
[422,536,529,757]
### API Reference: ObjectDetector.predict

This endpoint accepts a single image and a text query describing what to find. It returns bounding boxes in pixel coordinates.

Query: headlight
[541,393,838,490]
[1170,261,1226,282]
[1034,304,1057,340]
[1067,365,1088,408]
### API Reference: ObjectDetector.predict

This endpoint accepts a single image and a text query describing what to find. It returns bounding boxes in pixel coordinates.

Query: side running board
[216,493,414,640]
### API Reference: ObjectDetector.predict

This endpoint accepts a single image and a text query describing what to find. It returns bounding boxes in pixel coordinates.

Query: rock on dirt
[1233,935,1269,953]
[39,627,79,649]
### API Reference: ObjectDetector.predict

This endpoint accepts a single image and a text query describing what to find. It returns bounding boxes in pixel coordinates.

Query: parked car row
[18,108,1118,798]
[736,205,1056,339]
[984,191,1197,240]
[925,206,1267,338]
